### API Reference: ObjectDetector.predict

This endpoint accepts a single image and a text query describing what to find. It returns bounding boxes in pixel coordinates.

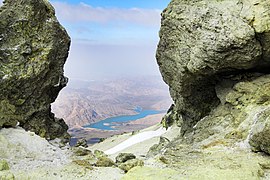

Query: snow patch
[105,127,168,155]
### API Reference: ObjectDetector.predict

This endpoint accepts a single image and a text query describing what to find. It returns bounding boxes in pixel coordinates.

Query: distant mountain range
[52,76,172,129]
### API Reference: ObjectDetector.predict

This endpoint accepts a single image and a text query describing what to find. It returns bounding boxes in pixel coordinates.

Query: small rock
[131,130,139,135]
[118,159,144,173]
[73,160,94,170]
[95,157,115,167]
[147,136,170,157]
[94,150,107,158]
[116,153,136,164]
[99,138,105,143]
[159,156,169,164]
[0,160,9,171]
[75,138,88,148]
[161,104,176,129]
[72,147,93,157]
[249,107,270,154]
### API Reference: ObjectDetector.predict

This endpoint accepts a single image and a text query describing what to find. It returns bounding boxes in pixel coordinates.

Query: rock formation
[3,0,270,179]
[150,0,270,177]
[157,0,270,134]
[0,0,70,140]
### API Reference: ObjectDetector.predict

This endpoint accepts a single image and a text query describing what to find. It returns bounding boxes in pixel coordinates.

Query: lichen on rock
[0,0,70,140]
[95,156,115,167]
[248,106,270,154]
[118,159,144,173]
[153,1,270,177]
[157,0,270,134]
[115,153,136,164]
[0,160,9,171]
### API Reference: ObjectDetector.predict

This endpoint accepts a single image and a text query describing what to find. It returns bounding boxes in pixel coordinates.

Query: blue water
[84,109,161,130]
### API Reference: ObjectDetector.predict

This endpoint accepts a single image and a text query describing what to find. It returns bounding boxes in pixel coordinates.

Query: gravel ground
[0,124,180,179]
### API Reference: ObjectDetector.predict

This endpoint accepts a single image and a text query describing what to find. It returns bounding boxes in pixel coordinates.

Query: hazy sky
[51,0,171,80]
[1,0,171,80]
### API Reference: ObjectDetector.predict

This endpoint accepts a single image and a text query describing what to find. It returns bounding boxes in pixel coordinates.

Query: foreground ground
[1,121,270,179]
[0,123,180,180]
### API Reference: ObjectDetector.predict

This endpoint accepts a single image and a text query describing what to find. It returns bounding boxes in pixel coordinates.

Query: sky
[50,0,171,80]
[1,0,171,80]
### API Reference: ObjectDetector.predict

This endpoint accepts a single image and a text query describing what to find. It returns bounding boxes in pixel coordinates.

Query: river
[83,109,161,130]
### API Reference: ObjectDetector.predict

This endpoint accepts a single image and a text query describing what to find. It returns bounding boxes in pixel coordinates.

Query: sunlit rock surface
[0,0,70,139]
[157,0,270,133]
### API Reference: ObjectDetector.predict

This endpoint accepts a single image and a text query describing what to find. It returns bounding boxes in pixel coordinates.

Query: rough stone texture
[249,107,270,154]
[72,147,93,157]
[95,157,115,167]
[0,171,15,180]
[0,0,70,140]
[115,153,136,164]
[123,75,270,178]
[161,104,181,129]
[0,160,9,171]
[118,159,144,173]
[94,150,107,158]
[191,71,270,155]
[139,0,270,178]
[75,138,88,148]
[147,136,170,157]
[157,0,270,133]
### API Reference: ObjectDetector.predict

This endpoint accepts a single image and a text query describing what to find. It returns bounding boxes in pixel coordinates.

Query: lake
[84,109,161,130]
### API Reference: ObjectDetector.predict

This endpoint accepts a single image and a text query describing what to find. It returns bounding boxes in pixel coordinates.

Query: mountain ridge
[52,76,172,128]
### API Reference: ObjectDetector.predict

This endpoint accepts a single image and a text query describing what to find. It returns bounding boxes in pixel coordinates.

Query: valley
[52,76,172,142]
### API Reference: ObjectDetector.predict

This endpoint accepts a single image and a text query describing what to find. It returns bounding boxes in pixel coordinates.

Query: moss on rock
[118,159,144,173]
[0,0,70,140]
[95,157,115,167]
[0,171,15,180]
[157,0,270,133]
[0,160,9,171]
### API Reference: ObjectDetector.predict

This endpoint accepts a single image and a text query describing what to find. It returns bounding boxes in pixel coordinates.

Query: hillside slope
[52,77,172,128]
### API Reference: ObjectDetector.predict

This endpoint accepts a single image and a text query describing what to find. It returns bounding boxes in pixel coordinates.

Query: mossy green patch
[0,160,9,171]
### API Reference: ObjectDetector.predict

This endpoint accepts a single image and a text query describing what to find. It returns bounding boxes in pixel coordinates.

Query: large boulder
[0,0,70,140]
[157,0,270,133]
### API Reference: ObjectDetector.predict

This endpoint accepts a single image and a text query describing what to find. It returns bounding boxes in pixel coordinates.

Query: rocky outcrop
[157,0,270,133]
[146,0,270,178]
[0,0,70,140]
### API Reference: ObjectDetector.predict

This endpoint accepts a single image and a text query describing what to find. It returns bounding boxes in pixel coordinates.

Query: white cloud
[52,2,161,26]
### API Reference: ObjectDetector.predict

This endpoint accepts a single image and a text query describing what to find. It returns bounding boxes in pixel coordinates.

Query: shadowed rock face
[0,0,70,140]
[157,0,270,133]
